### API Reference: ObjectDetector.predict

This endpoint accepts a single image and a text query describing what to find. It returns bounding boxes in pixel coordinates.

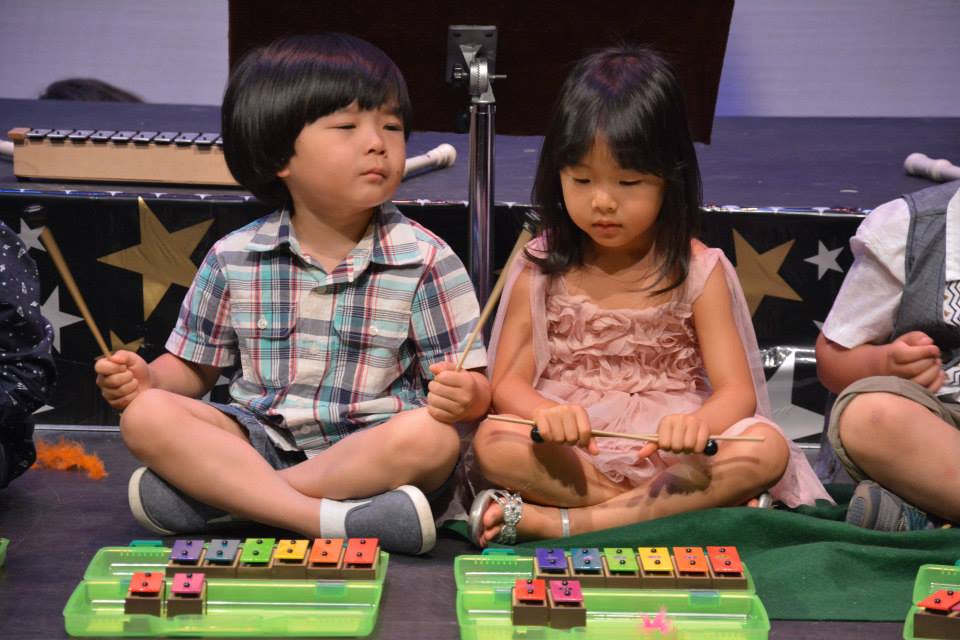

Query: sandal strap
[491,490,522,545]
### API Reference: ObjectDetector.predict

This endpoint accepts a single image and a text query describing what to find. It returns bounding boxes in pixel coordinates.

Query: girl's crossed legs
[120,388,460,538]
[470,417,789,545]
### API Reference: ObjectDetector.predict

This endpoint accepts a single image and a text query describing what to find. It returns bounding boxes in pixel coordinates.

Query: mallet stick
[39,227,111,358]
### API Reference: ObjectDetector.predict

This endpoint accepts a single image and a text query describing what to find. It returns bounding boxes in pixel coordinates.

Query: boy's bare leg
[278,407,461,500]
[472,420,788,543]
[121,389,323,536]
[838,392,960,521]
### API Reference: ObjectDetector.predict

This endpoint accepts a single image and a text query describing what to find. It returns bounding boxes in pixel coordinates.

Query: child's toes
[482,501,503,529]
[481,502,504,544]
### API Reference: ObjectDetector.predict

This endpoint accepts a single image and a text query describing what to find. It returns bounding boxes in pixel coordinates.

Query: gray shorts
[210,402,307,470]
[827,376,960,482]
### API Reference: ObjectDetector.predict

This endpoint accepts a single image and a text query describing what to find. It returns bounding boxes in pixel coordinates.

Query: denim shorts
[210,402,307,470]
[827,375,960,482]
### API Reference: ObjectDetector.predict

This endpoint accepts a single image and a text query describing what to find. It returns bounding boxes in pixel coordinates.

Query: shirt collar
[244,202,423,268]
[369,202,423,267]
[245,207,293,253]
[947,186,959,281]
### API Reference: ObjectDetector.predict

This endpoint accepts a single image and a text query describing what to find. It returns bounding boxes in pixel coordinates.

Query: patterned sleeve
[165,244,238,367]
[0,221,56,425]
[409,244,487,377]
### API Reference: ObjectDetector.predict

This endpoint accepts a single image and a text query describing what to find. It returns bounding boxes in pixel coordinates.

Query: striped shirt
[166,203,486,454]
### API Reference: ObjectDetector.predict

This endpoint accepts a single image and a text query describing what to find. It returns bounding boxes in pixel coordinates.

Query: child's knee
[390,413,460,469]
[472,420,505,465]
[744,423,790,486]
[471,420,528,485]
[119,389,173,451]
[836,392,900,451]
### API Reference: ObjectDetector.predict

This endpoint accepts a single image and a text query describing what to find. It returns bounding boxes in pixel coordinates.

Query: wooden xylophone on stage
[7,126,458,188]
[7,126,238,186]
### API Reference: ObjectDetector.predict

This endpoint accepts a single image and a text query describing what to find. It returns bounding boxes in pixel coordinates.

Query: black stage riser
[0,193,860,432]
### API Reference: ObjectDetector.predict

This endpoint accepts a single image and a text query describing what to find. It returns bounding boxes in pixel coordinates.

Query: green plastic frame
[903,564,960,640]
[455,553,769,640]
[64,545,388,637]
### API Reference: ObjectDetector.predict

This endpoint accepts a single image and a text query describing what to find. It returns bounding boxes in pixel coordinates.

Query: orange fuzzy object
[32,437,108,480]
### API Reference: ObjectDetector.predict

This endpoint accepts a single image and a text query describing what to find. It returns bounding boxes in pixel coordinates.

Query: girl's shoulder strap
[684,242,725,302]
[487,233,550,381]
[525,234,549,259]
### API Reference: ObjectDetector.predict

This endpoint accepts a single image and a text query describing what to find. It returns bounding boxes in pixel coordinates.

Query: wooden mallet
[38,225,111,358]
[454,213,538,371]
[486,414,764,456]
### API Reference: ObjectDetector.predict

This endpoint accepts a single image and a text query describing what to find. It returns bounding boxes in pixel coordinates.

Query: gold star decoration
[732,229,803,316]
[110,330,144,353]
[98,198,213,320]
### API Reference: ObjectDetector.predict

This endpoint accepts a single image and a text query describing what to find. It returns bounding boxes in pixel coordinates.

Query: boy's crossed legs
[830,375,960,529]
[120,388,460,553]
[469,418,788,545]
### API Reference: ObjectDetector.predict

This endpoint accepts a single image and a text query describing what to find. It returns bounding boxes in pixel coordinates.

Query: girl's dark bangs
[601,105,667,176]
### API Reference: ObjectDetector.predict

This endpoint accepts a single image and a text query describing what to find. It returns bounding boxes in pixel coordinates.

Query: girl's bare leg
[120,389,323,536]
[472,418,789,544]
[838,392,960,521]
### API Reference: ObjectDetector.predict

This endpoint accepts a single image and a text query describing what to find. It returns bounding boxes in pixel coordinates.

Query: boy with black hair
[95,33,490,554]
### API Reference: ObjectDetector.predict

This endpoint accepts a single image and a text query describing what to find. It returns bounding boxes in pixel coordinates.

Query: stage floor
[0,428,904,640]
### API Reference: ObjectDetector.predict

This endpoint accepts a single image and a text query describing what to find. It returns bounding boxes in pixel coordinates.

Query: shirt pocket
[232,303,298,390]
[336,296,413,372]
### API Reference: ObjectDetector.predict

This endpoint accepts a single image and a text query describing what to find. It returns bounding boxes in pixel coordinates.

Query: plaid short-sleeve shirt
[166,203,486,455]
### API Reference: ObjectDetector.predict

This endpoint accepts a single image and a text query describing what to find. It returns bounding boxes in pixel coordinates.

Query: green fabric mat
[445,486,960,621]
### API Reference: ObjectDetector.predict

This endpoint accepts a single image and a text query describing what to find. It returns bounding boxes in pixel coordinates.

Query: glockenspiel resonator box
[8,127,238,186]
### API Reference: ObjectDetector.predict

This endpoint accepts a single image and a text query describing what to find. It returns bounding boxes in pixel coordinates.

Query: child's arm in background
[95,351,221,410]
[490,269,597,454]
[814,196,942,394]
[815,331,943,394]
[654,265,759,455]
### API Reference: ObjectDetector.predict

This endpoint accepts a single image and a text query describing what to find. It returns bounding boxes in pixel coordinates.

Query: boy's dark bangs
[298,61,411,129]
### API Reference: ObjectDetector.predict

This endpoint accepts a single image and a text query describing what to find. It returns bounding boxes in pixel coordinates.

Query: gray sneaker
[320,485,436,555]
[846,480,937,531]
[128,467,248,535]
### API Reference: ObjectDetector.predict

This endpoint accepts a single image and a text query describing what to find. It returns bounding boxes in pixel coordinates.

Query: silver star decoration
[17,220,46,253]
[767,349,824,440]
[40,286,83,352]
[804,241,844,280]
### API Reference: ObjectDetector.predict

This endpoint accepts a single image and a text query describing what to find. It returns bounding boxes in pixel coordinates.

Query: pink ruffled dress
[488,240,832,508]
